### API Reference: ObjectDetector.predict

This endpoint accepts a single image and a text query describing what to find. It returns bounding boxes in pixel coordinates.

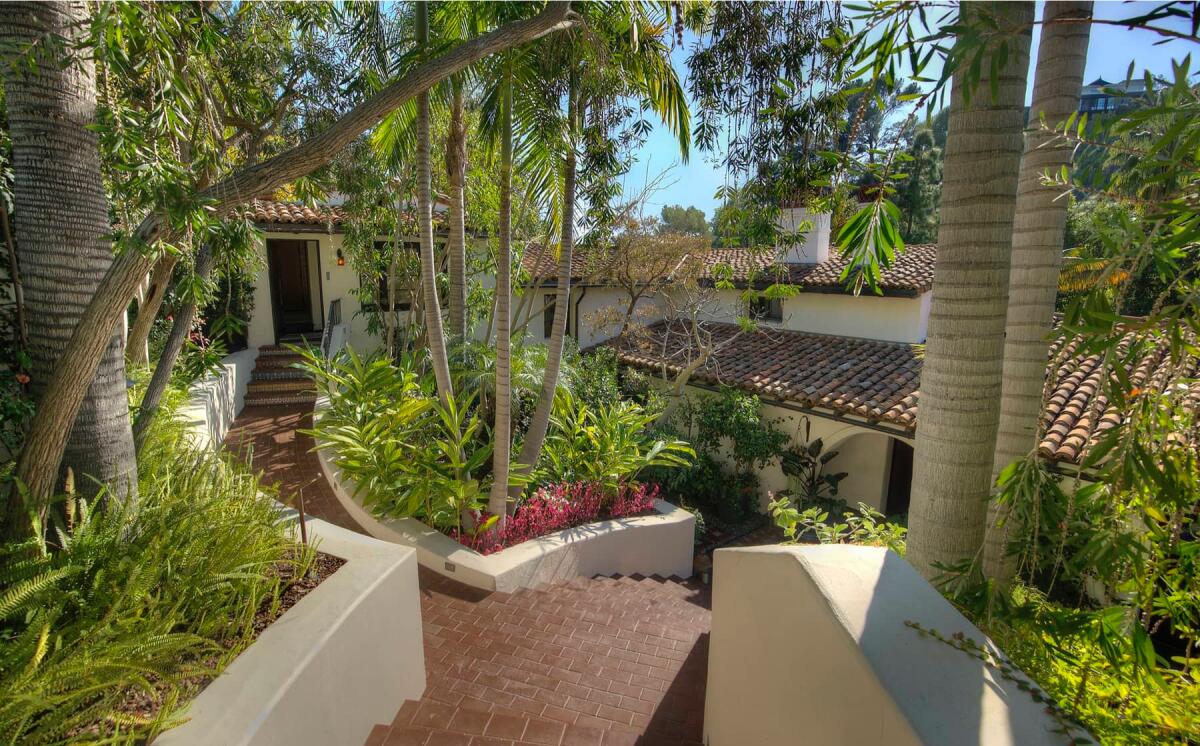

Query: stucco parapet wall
[704,545,1089,746]
[314,399,694,592]
[154,513,426,746]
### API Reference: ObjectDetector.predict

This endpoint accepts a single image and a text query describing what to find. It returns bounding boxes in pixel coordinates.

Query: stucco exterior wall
[705,546,1087,746]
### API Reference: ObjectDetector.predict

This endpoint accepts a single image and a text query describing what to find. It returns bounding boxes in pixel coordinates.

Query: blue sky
[625,1,1197,220]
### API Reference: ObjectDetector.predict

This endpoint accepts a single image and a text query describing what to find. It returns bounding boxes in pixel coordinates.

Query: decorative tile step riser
[250,369,310,381]
[246,381,316,393]
[244,395,318,407]
[254,357,306,369]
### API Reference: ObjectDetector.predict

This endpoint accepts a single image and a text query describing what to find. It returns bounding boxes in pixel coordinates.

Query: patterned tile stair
[365,569,710,746]
[244,349,316,407]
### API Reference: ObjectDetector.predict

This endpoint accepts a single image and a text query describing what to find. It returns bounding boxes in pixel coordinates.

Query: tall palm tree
[488,64,514,528]
[984,1,1093,586]
[447,78,469,343]
[1,0,139,526]
[415,1,455,406]
[905,1,1034,580]
[512,4,692,490]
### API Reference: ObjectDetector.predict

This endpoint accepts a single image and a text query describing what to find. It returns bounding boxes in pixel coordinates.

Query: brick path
[367,568,711,746]
[224,404,364,533]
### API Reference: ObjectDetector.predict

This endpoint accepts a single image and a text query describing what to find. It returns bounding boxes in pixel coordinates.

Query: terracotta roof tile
[604,321,1200,466]
[247,199,450,232]
[250,199,348,226]
[697,243,937,296]
[521,243,937,296]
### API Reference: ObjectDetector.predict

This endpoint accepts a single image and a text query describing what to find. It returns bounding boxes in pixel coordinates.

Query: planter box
[315,429,695,593]
[155,514,425,746]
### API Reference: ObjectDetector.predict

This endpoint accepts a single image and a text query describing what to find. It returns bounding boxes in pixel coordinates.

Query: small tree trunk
[132,244,217,448]
[905,1,1034,581]
[447,79,469,343]
[2,0,139,536]
[983,1,1092,586]
[10,1,576,514]
[488,69,514,529]
[512,68,577,494]
[126,255,177,367]
[415,1,455,406]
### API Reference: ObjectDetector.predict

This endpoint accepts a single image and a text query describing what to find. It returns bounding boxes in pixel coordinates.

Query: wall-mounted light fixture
[336,248,346,266]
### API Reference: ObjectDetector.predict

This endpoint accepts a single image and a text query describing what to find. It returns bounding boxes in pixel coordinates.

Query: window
[749,296,783,322]
[543,295,556,339]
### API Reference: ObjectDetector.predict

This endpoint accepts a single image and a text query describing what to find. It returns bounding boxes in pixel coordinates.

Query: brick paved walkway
[224,404,364,533]
[367,568,711,745]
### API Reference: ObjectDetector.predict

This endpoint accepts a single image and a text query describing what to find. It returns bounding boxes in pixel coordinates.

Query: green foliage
[769,497,907,555]
[568,346,622,412]
[0,399,307,744]
[534,389,693,493]
[299,347,496,531]
[778,416,847,503]
[690,388,789,475]
[658,204,710,240]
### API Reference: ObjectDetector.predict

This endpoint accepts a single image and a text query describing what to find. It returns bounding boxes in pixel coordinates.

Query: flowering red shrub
[450,482,660,555]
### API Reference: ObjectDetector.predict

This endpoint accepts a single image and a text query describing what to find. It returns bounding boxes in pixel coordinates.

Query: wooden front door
[268,239,314,337]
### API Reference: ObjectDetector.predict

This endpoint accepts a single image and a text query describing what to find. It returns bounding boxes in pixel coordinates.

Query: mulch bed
[111,550,345,730]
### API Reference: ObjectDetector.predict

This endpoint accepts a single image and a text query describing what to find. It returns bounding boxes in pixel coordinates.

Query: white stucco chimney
[777,207,831,264]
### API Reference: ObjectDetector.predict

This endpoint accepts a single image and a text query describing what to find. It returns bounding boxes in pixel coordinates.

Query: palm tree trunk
[447,79,469,343]
[415,1,455,406]
[126,255,177,367]
[1,1,139,534]
[10,2,576,512]
[905,1,1034,580]
[131,244,216,448]
[512,68,577,494]
[984,1,1092,586]
[488,69,514,529]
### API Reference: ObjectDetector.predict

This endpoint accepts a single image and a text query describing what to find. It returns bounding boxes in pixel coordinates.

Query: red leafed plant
[451,482,659,554]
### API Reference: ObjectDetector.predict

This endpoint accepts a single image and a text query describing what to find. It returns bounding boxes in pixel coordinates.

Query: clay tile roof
[1037,329,1200,464]
[697,243,937,296]
[604,321,1200,467]
[519,244,621,284]
[250,199,348,226]
[248,199,450,232]
[605,321,924,429]
[520,242,938,295]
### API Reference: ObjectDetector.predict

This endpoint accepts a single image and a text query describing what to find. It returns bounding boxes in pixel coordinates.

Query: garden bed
[316,444,695,592]
[154,514,426,746]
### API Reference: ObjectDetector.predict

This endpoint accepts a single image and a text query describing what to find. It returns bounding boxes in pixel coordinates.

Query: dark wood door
[268,239,314,336]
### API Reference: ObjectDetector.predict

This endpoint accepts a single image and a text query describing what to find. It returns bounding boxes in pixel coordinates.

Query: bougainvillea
[451,482,660,554]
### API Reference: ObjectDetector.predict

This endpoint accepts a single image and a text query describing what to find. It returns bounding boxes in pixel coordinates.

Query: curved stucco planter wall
[704,545,1090,746]
[154,513,426,746]
[313,403,694,592]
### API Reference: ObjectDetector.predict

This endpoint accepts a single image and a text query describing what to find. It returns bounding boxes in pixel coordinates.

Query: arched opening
[822,430,914,519]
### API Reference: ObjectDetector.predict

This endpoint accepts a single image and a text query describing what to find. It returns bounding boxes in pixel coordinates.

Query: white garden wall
[178,347,258,450]
[705,545,1088,746]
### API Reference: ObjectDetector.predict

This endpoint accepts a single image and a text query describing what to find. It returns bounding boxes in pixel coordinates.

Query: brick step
[250,367,309,382]
[243,392,317,408]
[245,378,316,394]
[365,698,625,746]
[257,345,305,356]
[254,354,306,369]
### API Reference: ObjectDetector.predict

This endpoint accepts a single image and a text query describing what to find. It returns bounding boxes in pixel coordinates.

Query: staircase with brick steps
[365,568,711,746]
[243,343,318,407]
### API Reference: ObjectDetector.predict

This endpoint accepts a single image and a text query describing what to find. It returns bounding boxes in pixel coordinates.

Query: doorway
[267,239,322,340]
[885,439,914,517]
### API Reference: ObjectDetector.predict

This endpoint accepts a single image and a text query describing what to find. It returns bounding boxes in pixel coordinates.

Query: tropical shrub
[452,481,660,555]
[770,496,907,555]
[690,387,789,477]
[0,397,309,744]
[778,416,847,505]
[534,389,694,492]
[299,348,493,531]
